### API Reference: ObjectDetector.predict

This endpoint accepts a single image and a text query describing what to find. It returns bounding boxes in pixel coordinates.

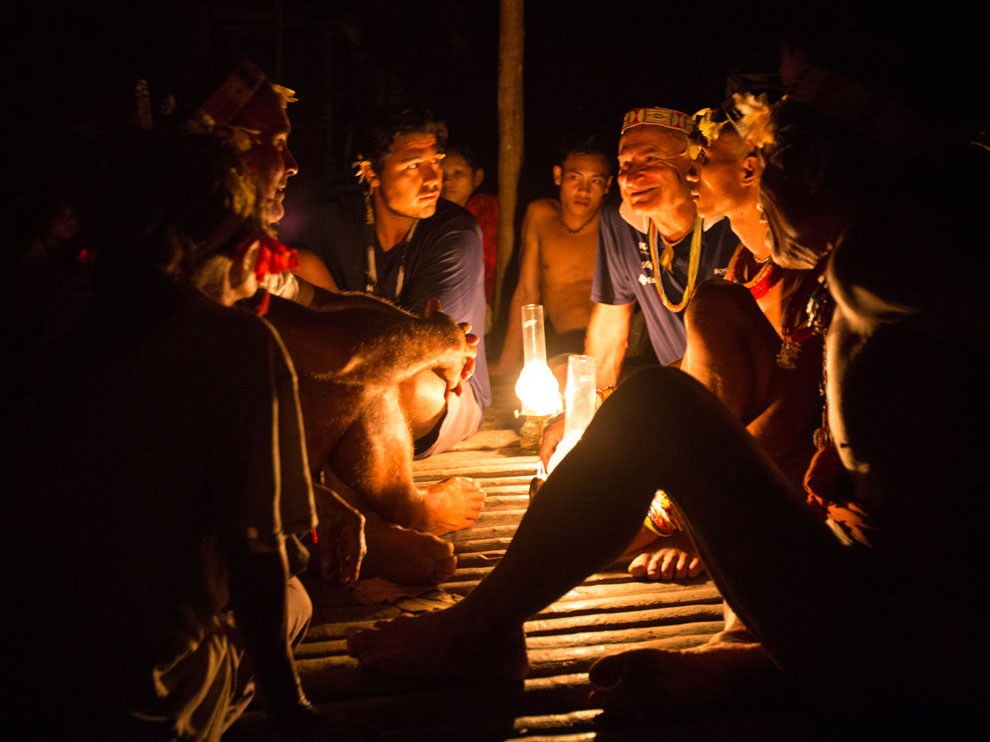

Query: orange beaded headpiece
[620,107,696,136]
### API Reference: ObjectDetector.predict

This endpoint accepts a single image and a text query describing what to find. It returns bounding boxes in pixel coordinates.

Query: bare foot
[588,640,783,719]
[420,477,485,535]
[361,517,457,585]
[311,484,367,584]
[347,607,529,682]
[627,531,704,581]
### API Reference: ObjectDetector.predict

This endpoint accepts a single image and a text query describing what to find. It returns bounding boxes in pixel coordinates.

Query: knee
[685,279,754,337]
[399,369,447,416]
[599,366,716,430]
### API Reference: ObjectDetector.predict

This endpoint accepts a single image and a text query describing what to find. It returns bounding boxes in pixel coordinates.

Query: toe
[627,554,648,577]
[660,552,676,580]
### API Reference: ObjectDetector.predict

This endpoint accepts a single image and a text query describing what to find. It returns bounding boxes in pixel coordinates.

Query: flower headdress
[187,60,298,154]
[184,61,301,311]
[730,92,775,150]
[692,93,776,151]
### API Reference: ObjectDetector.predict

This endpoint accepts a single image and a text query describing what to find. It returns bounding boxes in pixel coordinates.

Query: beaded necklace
[558,206,600,235]
[725,245,784,300]
[646,216,702,312]
[776,256,833,369]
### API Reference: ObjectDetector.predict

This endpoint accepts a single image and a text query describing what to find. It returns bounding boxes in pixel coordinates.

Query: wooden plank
[525,604,723,635]
[226,403,804,741]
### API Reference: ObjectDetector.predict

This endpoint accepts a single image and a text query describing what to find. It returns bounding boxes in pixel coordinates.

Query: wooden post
[496,0,524,325]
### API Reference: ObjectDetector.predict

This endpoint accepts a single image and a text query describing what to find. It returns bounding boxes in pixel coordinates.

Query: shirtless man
[347,59,989,729]
[196,65,483,585]
[624,102,823,581]
[490,142,612,377]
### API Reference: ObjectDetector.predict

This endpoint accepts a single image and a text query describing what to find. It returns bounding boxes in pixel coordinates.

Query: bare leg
[319,466,457,586]
[626,281,819,581]
[348,367,881,709]
[682,280,781,424]
[398,367,448,442]
[330,389,484,534]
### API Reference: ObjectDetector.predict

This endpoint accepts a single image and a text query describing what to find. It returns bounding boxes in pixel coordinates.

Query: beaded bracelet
[643,489,682,537]
[596,385,616,407]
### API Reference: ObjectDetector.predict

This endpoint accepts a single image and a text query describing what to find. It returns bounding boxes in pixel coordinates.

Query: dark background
[5,0,987,323]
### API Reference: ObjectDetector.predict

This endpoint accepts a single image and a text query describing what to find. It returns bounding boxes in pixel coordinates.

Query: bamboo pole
[496,0,524,325]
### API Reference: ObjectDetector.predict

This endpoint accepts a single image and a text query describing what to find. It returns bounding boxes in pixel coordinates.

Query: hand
[424,298,476,397]
[454,322,479,395]
[538,419,565,471]
[312,485,366,584]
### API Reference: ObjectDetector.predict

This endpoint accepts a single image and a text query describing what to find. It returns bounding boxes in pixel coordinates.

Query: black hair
[358,106,449,175]
[90,130,264,324]
[558,135,613,174]
[444,144,481,172]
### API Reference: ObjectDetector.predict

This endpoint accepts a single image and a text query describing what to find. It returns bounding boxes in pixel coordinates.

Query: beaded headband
[188,60,297,139]
[189,60,266,134]
[786,65,939,159]
[621,107,696,136]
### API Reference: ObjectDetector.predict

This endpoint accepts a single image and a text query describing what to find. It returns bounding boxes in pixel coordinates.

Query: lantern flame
[515,362,563,417]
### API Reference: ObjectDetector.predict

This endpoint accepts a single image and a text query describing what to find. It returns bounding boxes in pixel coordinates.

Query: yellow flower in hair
[271,84,298,108]
[732,92,775,149]
[695,107,728,145]
[352,158,371,183]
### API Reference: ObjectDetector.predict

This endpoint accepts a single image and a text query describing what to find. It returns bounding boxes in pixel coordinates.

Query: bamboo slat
[226,418,808,741]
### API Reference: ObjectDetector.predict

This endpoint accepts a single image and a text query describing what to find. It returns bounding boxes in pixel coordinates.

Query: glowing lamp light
[514,304,563,417]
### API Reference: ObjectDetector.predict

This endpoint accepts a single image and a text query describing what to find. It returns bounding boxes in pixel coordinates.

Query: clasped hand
[424,298,478,397]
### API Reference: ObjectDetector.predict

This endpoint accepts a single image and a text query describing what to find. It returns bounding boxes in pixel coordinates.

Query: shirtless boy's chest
[539,233,598,287]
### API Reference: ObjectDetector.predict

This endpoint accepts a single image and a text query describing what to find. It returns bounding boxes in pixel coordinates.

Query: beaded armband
[596,385,615,407]
[643,489,682,537]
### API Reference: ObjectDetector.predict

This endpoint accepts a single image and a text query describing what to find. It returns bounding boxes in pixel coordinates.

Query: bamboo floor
[227,381,832,741]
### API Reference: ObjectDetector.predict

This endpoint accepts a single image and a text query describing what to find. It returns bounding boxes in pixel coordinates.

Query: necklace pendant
[776,341,800,369]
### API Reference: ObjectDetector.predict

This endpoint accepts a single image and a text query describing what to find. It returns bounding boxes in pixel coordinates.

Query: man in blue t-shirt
[588,107,738,390]
[297,107,490,453]
[286,108,488,568]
